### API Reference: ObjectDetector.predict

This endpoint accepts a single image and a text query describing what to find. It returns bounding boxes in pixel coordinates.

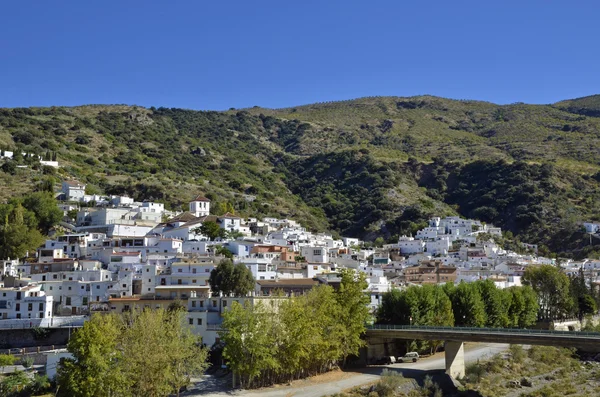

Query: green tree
[0,203,45,259]
[57,313,128,396]
[214,245,233,259]
[121,309,208,397]
[1,161,16,175]
[193,221,227,240]
[477,279,510,327]
[58,310,208,397]
[449,282,487,327]
[22,191,63,233]
[220,301,280,388]
[209,259,255,296]
[335,268,371,366]
[578,294,598,319]
[523,264,574,320]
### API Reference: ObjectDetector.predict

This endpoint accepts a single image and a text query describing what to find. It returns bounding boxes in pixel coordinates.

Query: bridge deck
[366,325,600,350]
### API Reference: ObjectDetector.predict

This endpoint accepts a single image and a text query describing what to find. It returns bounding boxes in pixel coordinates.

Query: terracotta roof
[167,212,199,223]
[192,195,211,202]
[219,212,241,219]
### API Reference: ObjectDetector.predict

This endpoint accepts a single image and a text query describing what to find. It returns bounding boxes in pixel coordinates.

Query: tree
[209,259,255,296]
[57,313,128,396]
[193,221,227,240]
[22,191,63,233]
[1,161,16,175]
[58,310,208,397]
[0,203,45,259]
[335,269,371,366]
[220,301,280,388]
[478,279,510,327]
[449,282,487,327]
[214,245,233,259]
[578,294,598,319]
[219,284,360,388]
[506,286,538,328]
[121,309,208,397]
[523,265,574,320]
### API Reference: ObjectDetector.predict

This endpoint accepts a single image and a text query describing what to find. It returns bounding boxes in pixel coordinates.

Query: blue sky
[1,0,599,110]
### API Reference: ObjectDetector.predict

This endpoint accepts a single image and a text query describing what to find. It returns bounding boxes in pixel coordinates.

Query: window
[146,268,149,272]
[49,286,53,291]
[15,303,20,311]
[199,301,204,308]
[16,313,21,319]
[96,285,100,289]
[189,318,193,325]
[192,279,197,284]
[212,300,217,307]
[122,284,126,288]
[28,303,33,311]
[197,318,202,325]
[82,297,88,305]
[192,268,197,274]
[66,297,71,305]
[68,287,72,291]
[148,279,151,282]
[191,301,196,307]
[178,269,182,273]
[81,286,84,290]
[39,303,43,311]
[223,301,227,307]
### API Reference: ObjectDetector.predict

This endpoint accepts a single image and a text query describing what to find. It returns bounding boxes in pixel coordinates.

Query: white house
[0,285,53,320]
[398,236,425,255]
[62,180,86,201]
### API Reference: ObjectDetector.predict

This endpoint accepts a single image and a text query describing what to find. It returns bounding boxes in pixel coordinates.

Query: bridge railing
[366,324,600,337]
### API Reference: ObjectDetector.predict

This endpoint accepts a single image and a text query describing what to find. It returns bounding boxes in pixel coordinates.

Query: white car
[397,352,420,363]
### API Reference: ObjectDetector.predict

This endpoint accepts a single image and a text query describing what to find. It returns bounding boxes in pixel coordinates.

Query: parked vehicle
[376,356,397,365]
[397,352,420,363]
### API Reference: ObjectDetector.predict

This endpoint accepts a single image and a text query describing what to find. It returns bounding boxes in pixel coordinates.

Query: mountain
[2,95,600,258]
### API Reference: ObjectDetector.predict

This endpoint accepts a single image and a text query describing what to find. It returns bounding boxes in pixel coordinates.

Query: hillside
[2,95,600,257]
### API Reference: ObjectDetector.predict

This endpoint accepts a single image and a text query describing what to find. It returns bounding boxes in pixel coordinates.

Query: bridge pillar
[445,341,465,379]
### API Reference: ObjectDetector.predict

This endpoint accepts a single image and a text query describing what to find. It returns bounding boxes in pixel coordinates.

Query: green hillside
[2,95,600,257]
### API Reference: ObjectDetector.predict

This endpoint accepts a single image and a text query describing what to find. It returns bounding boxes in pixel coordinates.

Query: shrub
[21,356,34,368]
[509,344,526,364]
[374,369,405,397]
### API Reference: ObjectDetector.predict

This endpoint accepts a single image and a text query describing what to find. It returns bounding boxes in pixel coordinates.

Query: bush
[509,344,526,364]
[21,356,34,368]
[374,369,405,397]
[464,361,487,383]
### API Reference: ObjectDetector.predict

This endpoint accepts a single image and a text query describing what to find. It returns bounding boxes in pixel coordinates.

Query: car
[397,352,420,363]
[375,356,397,365]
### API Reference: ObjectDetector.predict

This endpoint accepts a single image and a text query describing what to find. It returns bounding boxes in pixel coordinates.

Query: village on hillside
[1,179,600,348]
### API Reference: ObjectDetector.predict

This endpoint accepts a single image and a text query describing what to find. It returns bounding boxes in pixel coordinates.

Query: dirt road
[188,343,509,397]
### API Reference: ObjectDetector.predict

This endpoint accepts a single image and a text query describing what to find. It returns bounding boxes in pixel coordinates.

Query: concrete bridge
[365,325,600,378]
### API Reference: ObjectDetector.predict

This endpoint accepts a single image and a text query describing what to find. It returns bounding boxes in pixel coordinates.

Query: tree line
[377,264,600,353]
[523,264,598,321]
[57,308,208,397]
[377,280,539,353]
[218,269,371,389]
